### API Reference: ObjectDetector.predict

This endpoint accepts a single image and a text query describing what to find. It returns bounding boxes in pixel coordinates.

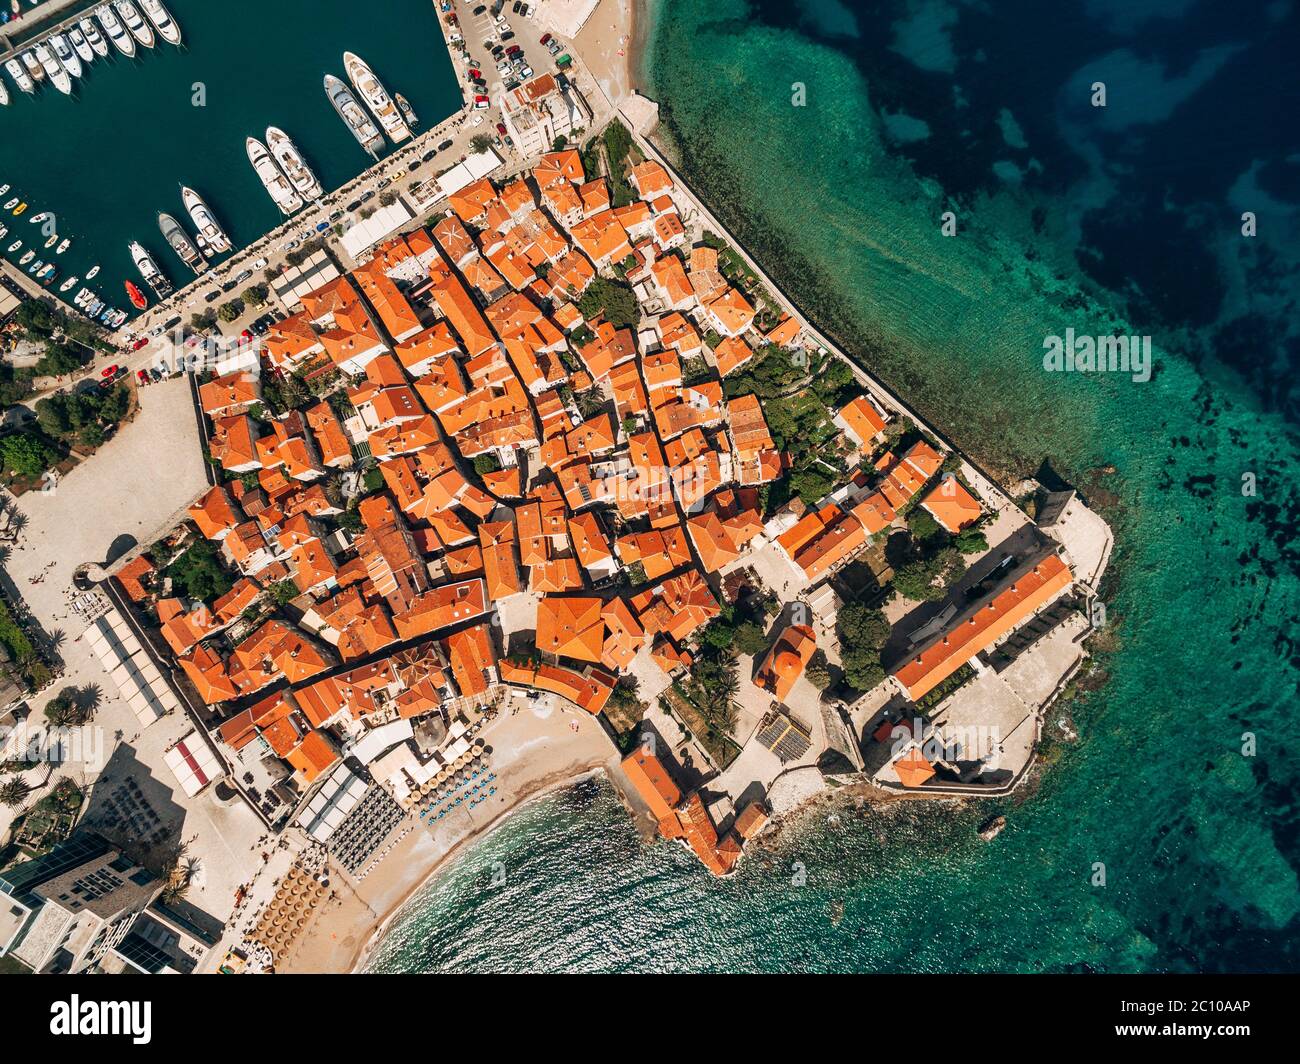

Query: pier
[0,0,101,57]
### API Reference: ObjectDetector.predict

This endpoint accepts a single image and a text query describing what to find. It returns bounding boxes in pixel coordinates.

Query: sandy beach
[268,697,638,973]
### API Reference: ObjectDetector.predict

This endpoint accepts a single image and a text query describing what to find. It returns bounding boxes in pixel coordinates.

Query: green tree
[733,621,768,656]
[0,433,58,477]
[954,528,989,554]
[44,691,81,727]
[77,422,106,449]
[470,133,494,154]
[164,540,233,602]
[35,341,86,377]
[218,300,244,323]
[240,284,268,308]
[805,650,832,690]
[577,278,639,329]
[0,777,30,809]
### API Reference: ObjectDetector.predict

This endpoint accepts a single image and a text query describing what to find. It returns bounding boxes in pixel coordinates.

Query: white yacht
[180,185,232,255]
[343,51,410,143]
[80,17,111,58]
[97,5,137,58]
[247,137,304,216]
[114,1,155,49]
[129,240,174,298]
[69,27,96,65]
[0,75,7,106]
[34,44,72,95]
[21,52,45,85]
[51,34,83,80]
[5,59,35,95]
[324,74,384,157]
[266,127,323,201]
[139,0,181,46]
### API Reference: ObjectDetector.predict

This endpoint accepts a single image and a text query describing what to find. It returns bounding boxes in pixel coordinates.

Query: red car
[137,369,150,384]
[129,337,148,351]
[496,122,507,136]
[469,68,481,79]
[540,33,551,44]
[101,364,120,378]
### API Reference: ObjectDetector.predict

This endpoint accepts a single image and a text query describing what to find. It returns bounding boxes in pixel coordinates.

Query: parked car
[250,257,268,271]
[359,190,376,202]
[422,149,439,162]
[137,369,150,384]
[547,39,561,55]
[101,364,120,378]
[474,95,490,108]
[473,4,486,13]
[346,199,362,211]
[438,139,454,150]
[512,1,521,12]
[501,30,514,41]
[233,269,252,284]
[540,32,551,44]
[315,221,330,233]
[328,209,345,223]
[129,337,148,351]
[376,177,392,190]
[496,122,508,136]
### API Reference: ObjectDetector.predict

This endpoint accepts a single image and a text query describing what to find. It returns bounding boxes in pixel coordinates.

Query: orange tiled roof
[894,553,1073,699]
[754,624,817,702]
[919,477,982,534]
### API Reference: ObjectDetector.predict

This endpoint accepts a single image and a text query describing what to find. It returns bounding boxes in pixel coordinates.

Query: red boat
[125,281,147,310]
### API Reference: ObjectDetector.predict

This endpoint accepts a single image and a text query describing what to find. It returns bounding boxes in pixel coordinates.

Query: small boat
[343,51,410,143]
[0,76,7,107]
[125,280,147,309]
[246,137,303,215]
[13,202,27,216]
[27,258,43,274]
[56,238,70,255]
[324,74,384,157]
[395,93,418,128]
[180,185,231,254]
[80,17,111,58]
[35,44,73,96]
[0,225,6,239]
[109,309,127,327]
[115,1,155,49]
[97,4,136,58]
[0,186,7,197]
[51,34,83,80]
[158,211,203,274]
[5,59,35,95]
[60,276,79,293]
[6,240,20,253]
[43,234,57,249]
[22,52,44,84]
[18,250,34,264]
[139,0,181,46]
[39,263,56,282]
[86,264,100,278]
[266,126,323,200]
[69,27,96,65]
[129,239,173,298]
[2,198,16,210]
[29,211,50,225]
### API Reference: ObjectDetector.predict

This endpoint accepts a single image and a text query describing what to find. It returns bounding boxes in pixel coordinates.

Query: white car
[518,65,533,78]
[250,257,268,271]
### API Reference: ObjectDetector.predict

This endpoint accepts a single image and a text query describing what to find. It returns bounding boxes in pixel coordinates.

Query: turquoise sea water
[0,0,458,316]
[375,0,1298,973]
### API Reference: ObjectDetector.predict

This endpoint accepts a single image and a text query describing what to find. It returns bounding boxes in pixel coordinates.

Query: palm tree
[0,777,31,808]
